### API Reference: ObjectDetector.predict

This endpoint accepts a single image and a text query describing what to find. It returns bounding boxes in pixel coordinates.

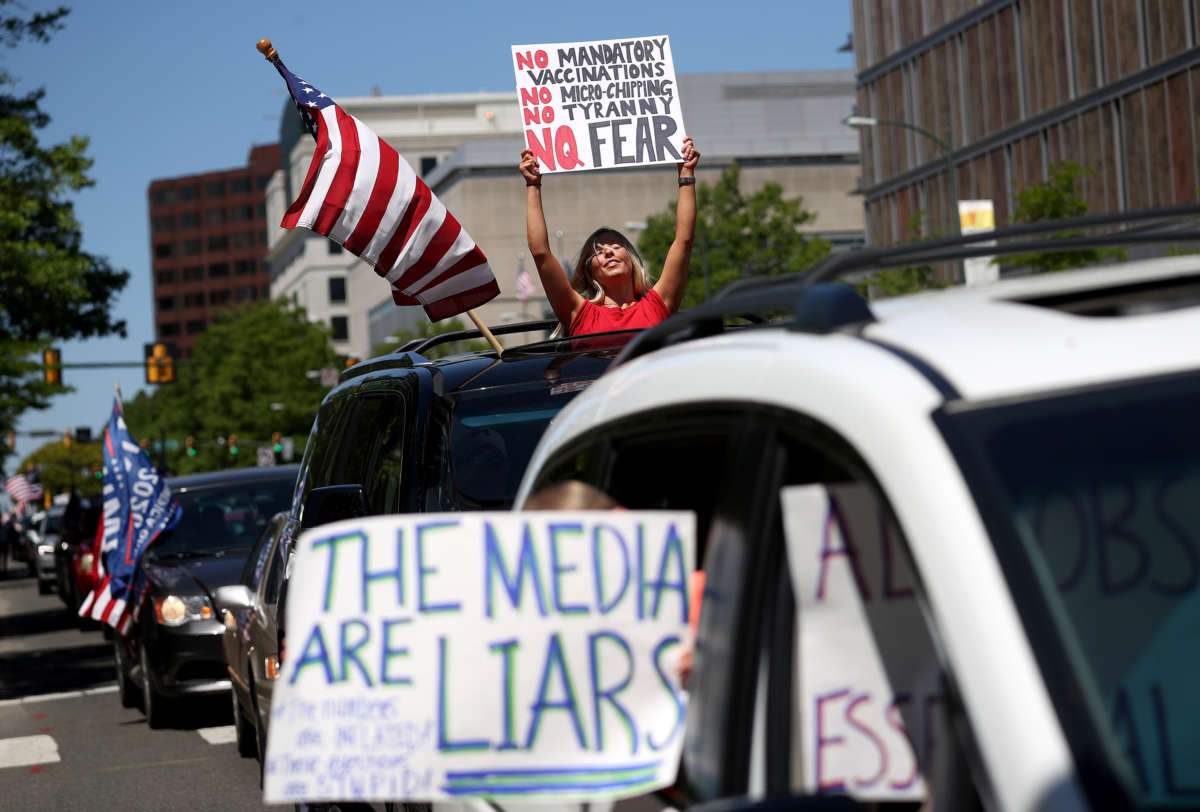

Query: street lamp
[843,114,963,279]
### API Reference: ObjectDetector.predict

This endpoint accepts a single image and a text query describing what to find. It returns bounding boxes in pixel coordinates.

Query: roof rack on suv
[342,319,559,383]
[613,203,1200,368]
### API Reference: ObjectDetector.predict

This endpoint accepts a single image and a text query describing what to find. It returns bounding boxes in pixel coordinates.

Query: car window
[243,513,286,589]
[940,370,1200,808]
[151,475,295,557]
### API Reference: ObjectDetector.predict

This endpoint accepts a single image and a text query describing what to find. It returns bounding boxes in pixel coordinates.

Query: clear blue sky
[5,0,853,465]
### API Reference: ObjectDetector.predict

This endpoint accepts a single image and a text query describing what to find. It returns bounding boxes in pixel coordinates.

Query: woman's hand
[679,137,700,175]
[519,148,542,187]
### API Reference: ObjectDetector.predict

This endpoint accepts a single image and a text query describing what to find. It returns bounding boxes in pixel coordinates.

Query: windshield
[941,371,1200,808]
[149,474,295,558]
[42,510,65,536]
[430,386,579,510]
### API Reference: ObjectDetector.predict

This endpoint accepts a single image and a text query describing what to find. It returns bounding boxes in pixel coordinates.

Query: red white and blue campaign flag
[78,399,181,633]
[269,54,500,322]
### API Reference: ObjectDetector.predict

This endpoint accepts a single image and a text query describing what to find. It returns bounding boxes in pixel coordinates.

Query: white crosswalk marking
[197,725,237,745]
[0,734,60,769]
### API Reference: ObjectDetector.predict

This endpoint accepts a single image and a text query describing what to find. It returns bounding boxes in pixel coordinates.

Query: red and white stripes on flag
[515,264,536,303]
[4,473,41,507]
[274,57,499,322]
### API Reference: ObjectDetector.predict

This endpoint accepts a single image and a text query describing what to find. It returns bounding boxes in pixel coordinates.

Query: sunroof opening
[1010,276,1200,316]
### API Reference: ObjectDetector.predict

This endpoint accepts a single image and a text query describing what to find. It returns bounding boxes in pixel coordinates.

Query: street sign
[256,446,276,467]
[319,367,339,387]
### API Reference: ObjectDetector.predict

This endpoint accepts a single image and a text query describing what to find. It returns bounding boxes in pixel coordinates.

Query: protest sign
[512,36,686,174]
[781,484,945,802]
[264,510,695,804]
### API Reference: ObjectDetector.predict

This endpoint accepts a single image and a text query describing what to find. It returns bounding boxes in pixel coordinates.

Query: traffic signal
[6,431,13,450]
[185,436,196,457]
[92,463,102,480]
[43,348,61,385]
[63,428,71,448]
[228,434,239,456]
[272,432,283,454]
[143,342,178,384]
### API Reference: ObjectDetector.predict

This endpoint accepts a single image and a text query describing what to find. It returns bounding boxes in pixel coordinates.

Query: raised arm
[652,137,700,313]
[521,149,584,328]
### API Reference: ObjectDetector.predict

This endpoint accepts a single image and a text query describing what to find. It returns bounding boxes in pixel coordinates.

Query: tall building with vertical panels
[147,143,280,356]
[850,1,1200,246]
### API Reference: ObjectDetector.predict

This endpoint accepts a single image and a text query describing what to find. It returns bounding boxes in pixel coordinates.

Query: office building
[850,1,1200,246]
[147,144,280,356]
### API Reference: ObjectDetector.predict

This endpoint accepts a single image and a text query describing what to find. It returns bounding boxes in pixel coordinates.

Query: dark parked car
[219,511,289,762]
[113,464,298,728]
[215,319,636,769]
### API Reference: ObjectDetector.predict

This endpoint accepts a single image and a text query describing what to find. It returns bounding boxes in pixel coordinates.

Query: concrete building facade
[265,71,863,358]
[850,0,1200,246]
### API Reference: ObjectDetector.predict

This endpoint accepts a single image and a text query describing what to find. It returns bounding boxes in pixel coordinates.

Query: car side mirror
[213,584,255,614]
[301,484,369,530]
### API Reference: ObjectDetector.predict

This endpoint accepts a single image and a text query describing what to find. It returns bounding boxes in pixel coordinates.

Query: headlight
[79,553,94,571]
[155,594,214,626]
[37,544,54,556]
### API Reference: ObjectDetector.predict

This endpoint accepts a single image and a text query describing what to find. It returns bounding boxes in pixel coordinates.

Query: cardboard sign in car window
[782,484,946,802]
[512,36,686,173]
[263,510,695,805]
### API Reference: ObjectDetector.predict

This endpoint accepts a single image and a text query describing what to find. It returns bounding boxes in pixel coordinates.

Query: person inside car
[519,137,700,336]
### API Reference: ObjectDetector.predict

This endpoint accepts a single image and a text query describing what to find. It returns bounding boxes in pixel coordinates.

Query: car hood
[143,551,249,596]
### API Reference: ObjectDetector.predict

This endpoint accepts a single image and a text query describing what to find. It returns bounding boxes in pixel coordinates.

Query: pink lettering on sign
[514,50,550,70]
[525,127,584,172]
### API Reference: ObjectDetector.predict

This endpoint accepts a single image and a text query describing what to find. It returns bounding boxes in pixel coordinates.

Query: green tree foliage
[23,438,101,500]
[122,301,338,474]
[367,317,488,360]
[637,163,831,308]
[0,3,129,465]
[995,161,1126,273]
[851,211,948,300]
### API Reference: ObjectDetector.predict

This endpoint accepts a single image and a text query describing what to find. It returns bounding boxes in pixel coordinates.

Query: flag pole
[466,309,504,354]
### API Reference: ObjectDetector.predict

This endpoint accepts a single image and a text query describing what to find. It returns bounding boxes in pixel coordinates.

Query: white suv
[514,238,1200,812]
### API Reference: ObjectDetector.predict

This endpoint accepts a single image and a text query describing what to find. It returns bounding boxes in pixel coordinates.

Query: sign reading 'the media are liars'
[512,36,687,174]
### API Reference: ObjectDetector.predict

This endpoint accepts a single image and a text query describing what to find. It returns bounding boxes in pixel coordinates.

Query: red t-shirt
[568,288,671,336]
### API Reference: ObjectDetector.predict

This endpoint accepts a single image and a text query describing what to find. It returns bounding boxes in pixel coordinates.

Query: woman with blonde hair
[519,137,700,336]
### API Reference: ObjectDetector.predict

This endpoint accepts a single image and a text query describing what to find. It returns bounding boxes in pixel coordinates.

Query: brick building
[850,0,1200,246]
[147,144,280,356]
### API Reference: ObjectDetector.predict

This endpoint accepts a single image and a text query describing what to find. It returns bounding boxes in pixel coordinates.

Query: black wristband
[678,176,695,186]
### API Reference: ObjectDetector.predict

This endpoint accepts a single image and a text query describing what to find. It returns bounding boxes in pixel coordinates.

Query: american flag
[3,473,42,507]
[515,263,536,303]
[270,55,500,322]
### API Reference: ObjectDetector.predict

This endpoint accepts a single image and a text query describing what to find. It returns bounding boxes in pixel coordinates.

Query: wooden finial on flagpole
[256,38,278,61]
[466,309,504,355]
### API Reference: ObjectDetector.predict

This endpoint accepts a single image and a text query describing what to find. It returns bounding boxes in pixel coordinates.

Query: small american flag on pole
[261,41,500,322]
[3,473,42,508]
[515,263,536,303]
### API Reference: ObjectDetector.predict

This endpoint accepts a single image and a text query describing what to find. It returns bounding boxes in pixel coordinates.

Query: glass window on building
[180,211,201,228]
[182,265,204,281]
[186,319,206,335]
[420,156,437,175]
[231,231,255,249]
[155,242,174,258]
[257,174,272,189]
[205,180,226,197]
[328,276,347,304]
[179,185,199,202]
[206,208,225,226]
[184,292,205,308]
[152,216,175,233]
[151,188,173,206]
[328,240,343,255]
[157,296,177,311]
[159,322,181,337]
[155,269,177,285]
[235,285,258,302]
[208,262,230,278]
[330,315,349,342]
[209,289,232,305]
[230,177,251,195]
[181,238,201,256]
[230,204,255,222]
[207,234,229,252]
[235,259,256,275]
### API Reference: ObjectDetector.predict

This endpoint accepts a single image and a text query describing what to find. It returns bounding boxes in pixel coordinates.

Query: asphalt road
[0,557,284,811]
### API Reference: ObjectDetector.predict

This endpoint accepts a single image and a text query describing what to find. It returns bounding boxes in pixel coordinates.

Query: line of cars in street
[90,208,1200,812]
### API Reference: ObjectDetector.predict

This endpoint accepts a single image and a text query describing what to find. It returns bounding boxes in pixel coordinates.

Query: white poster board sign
[512,36,686,173]
[958,199,998,286]
[264,510,695,804]
[782,484,944,802]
